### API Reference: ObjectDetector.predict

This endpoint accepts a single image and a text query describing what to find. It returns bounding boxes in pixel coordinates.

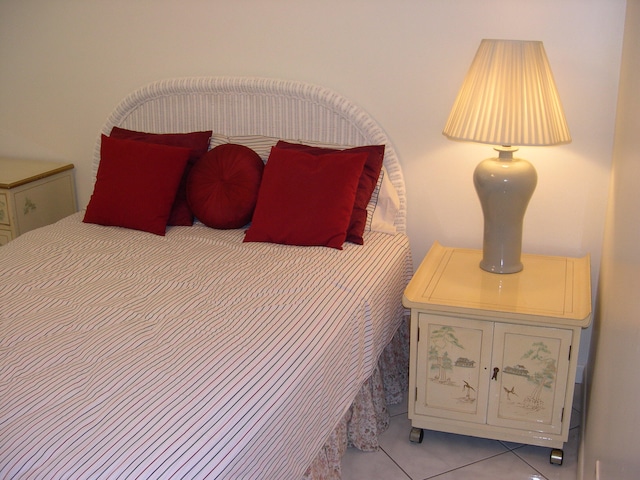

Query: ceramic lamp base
[473,148,537,274]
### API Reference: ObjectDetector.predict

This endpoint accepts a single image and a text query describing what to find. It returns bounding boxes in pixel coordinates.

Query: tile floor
[341,384,582,480]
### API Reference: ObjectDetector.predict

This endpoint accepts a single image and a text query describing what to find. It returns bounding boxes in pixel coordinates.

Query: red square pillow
[187,144,264,229]
[83,135,191,235]
[275,140,384,244]
[110,127,212,226]
[244,147,367,249]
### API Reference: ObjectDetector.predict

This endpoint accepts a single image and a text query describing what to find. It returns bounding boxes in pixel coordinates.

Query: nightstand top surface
[0,158,74,189]
[403,242,592,326]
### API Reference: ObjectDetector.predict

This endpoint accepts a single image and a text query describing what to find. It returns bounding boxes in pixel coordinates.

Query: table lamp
[443,39,571,273]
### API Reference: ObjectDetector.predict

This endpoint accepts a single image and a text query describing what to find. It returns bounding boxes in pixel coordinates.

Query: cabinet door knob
[491,367,499,381]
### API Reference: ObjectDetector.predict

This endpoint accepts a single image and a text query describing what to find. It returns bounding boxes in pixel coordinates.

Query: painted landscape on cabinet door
[425,323,484,416]
[500,337,559,424]
[492,328,569,428]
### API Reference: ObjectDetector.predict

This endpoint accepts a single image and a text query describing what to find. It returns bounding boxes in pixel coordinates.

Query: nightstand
[0,158,77,245]
[403,242,591,465]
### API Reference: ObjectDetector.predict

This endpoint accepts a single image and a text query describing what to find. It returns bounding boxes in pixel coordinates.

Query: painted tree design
[428,326,463,383]
[521,341,557,410]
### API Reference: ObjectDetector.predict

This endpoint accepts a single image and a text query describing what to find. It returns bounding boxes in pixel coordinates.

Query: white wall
[583,0,640,478]
[0,0,627,375]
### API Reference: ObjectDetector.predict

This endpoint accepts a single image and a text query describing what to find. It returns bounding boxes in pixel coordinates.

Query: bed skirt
[303,314,410,479]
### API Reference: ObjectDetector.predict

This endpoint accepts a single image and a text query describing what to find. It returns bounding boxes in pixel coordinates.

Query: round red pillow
[187,144,264,229]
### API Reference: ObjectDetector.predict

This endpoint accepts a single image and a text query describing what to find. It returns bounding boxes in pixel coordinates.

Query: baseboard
[578,364,588,479]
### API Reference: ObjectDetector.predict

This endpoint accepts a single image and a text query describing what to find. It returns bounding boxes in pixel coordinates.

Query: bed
[0,77,411,479]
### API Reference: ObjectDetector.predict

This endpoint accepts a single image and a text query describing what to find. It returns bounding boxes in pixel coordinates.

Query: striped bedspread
[0,213,410,479]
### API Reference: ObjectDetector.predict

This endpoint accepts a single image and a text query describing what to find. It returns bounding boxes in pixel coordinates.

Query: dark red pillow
[275,140,384,244]
[110,127,212,226]
[244,147,367,249]
[84,135,191,235]
[187,144,264,229]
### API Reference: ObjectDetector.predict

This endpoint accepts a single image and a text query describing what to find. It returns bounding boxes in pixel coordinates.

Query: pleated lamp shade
[443,39,571,147]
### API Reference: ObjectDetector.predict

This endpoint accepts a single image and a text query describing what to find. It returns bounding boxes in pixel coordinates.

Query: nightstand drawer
[0,228,11,246]
[0,193,8,226]
[13,174,76,235]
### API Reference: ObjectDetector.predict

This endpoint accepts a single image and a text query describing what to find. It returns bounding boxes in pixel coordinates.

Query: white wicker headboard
[94,77,406,233]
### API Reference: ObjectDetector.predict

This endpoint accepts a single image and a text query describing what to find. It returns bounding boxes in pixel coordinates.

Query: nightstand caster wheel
[550,448,564,465]
[409,427,424,443]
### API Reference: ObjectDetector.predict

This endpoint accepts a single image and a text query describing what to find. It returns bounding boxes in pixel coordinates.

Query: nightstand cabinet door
[415,313,493,424]
[488,323,572,436]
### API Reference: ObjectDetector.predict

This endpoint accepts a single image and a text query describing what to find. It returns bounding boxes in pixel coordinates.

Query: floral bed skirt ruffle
[303,315,410,479]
